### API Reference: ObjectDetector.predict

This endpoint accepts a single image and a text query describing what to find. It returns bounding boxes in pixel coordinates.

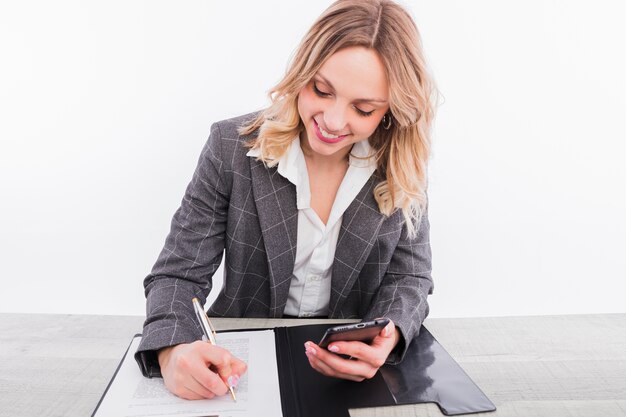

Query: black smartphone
[318,318,390,348]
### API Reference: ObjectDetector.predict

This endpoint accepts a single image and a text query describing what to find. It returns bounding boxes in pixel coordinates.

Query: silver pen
[192,297,237,402]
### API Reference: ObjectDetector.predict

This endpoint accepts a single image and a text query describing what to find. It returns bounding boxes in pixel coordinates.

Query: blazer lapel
[249,157,298,317]
[329,177,385,317]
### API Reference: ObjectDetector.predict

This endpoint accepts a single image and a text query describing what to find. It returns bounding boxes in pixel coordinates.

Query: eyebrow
[315,73,388,104]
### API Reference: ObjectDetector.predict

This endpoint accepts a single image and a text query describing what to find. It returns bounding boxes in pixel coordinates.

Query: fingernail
[328,345,340,353]
[305,344,317,356]
[228,374,240,388]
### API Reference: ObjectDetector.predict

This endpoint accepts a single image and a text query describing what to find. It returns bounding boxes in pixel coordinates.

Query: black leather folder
[233,323,496,416]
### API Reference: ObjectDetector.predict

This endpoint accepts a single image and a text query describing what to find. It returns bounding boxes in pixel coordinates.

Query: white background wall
[1,1,624,318]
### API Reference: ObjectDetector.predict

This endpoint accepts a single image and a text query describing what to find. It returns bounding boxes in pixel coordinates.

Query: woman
[135,0,437,400]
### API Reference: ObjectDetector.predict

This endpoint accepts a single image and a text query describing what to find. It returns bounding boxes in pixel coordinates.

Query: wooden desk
[0,313,624,417]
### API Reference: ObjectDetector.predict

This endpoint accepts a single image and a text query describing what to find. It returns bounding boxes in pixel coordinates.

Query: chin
[311,143,338,156]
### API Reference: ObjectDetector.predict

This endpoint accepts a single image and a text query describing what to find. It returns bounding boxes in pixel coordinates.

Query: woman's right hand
[157,341,247,400]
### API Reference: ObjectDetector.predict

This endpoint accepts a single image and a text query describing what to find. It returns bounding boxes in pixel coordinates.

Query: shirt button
[310,275,320,282]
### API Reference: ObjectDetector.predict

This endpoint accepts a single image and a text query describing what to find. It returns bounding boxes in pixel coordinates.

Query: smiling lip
[313,120,348,144]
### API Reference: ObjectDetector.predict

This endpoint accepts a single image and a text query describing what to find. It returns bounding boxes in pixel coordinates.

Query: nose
[323,103,348,134]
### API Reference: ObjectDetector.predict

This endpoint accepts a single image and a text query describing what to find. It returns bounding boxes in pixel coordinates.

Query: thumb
[214,361,234,385]
[381,319,395,338]
[214,355,244,388]
[371,319,396,349]
[201,345,236,387]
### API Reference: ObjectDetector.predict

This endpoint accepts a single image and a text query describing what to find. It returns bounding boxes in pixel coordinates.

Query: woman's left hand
[304,319,400,381]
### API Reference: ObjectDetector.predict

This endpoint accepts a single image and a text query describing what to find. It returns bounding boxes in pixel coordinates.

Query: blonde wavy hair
[240,0,438,237]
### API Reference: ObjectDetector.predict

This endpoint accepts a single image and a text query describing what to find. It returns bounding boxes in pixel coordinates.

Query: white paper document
[94,330,282,417]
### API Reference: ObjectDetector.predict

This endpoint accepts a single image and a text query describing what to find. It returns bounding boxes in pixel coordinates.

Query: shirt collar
[246,137,376,212]
[348,139,376,169]
[246,137,376,169]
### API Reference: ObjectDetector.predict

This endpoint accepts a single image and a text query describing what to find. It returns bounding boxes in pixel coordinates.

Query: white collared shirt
[247,137,376,317]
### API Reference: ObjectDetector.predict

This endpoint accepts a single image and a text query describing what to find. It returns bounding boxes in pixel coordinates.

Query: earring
[382,113,392,130]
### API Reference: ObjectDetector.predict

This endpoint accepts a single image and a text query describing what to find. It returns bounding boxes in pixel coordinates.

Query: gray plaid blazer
[135,112,433,377]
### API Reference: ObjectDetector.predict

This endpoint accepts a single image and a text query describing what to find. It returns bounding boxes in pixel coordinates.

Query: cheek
[298,86,327,118]
[297,87,314,116]
[356,117,382,137]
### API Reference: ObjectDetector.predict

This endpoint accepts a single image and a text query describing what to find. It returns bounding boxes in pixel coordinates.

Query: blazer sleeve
[134,122,231,377]
[363,204,433,364]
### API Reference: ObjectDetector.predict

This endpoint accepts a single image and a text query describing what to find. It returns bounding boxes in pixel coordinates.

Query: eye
[354,106,375,117]
[312,80,375,117]
[312,82,331,97]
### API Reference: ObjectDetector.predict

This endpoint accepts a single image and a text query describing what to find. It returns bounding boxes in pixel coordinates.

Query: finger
[371,321,400,351]
[196,343,233,368]
[166,374,215,400]
[215,354,248,380]
[194,343,239,393]
[381,319,395,338]
[305,346,364,382]
[327,339,391,369]
[306,342,378,380]
[191,366,229,396]
[183,379,217,400]
[228,357,248,387]
[179,387,204,400]
[173,345,229,397]
[307,349,373,381]
[218,361,244,391]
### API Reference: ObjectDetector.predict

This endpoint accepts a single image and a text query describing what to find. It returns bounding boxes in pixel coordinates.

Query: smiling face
[297,46,390,161]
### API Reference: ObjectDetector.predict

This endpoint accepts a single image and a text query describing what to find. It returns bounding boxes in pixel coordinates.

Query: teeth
[319,125,340,139]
